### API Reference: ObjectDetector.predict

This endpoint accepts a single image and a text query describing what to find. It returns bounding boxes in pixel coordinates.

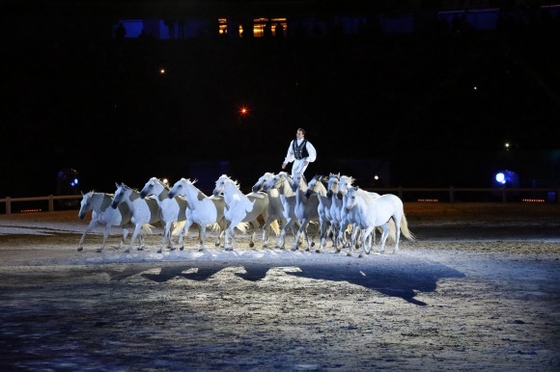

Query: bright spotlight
[495,172,506,185]
[493,170,519,188]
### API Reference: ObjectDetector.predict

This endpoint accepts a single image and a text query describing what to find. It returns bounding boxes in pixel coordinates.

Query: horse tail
[235,222,251,234]
[270,219,280,237]
[171,220,186,236]
[208,222,222,232]
[141,224,155,234]
[400,214,416,241]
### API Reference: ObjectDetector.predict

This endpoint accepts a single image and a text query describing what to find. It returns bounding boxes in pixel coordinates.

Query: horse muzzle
[110,201,119,209]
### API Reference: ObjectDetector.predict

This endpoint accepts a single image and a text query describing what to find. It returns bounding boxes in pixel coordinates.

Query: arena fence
[1,187,558,214]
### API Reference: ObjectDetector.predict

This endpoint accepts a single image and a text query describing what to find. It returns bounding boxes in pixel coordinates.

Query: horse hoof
[315,249,321,254]
[198,248,204,252]
[311,242,315,247]
[77,247,83,252]
[249,242,254,248]
[96,248,103,253]
[157,250,162,254]
[346,252,352,257]
[180,246,184,251]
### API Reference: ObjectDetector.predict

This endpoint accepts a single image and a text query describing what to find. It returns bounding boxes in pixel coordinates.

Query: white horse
[288,172,320,251]
[336,174,395,249]
[305,175,334,251]
[342,186,415,257]
[77,191,132,252]
[251,172,283,248]
[139,177,188,253]
[167,178,226,251]
[261,171,302,250]
[326,173,352,249]
[212,174,268,250]
[110,183,160,253]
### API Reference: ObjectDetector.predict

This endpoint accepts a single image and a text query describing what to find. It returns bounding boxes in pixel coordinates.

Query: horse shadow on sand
[108,254,465,306]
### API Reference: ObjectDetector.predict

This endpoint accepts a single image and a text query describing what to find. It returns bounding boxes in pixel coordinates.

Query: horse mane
[341,175,355,184]
[220,174,240,190]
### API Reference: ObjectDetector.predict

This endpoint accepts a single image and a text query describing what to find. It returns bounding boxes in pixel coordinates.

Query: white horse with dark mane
[139,177,188,253]
[110,183,160,252]
[342,186,415,257]
[212,174,273,250]
[77,191,132,252]
[167,178,227,251]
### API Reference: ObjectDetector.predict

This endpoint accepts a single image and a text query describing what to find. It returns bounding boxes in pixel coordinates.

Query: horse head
[78,191,94,219]
[326,173,340,199]
[305,175,325,198]
[111,182,129,209]
[213,174,229,197]
[338,175,355,200]
[343,186,359,213]
[168,178,186,199]
[252,172,274,193]
[262,172,282,192]
[140,177,157,199]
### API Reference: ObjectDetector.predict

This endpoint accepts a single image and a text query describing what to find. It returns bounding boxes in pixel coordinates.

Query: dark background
[2,1,559,196]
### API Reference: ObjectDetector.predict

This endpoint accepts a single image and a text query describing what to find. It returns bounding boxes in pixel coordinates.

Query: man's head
[296,128,306,139]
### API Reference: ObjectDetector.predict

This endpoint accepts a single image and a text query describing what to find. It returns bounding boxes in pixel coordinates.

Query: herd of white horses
[77,172,415,257]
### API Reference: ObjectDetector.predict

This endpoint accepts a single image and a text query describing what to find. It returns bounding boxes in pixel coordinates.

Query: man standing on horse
[282,128,317,179]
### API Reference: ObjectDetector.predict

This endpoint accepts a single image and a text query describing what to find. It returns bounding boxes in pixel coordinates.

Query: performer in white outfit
[282,128,317,179]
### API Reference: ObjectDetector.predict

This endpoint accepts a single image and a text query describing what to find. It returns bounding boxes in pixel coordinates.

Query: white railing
[0,195,83,214]
[1,187,558,214]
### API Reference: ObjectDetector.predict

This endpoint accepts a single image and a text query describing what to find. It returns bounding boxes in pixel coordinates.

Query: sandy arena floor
[0,202,559,371]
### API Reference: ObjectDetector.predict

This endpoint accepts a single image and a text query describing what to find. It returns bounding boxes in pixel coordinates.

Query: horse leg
[261,220,270,248]
[78,220,98,252]
[393,218,401,253]
[291,221,307,251]
[178,220,193,251]
[126,224,142,253]
[118,227,129,249]
[358,230,373,258]
[224,225,232,250]
[228,228,237,251]
[99,224,112,253]
[379,224,391,253]
[199,225,207,251]
[159,222,169,253]
[276,228,287,249]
